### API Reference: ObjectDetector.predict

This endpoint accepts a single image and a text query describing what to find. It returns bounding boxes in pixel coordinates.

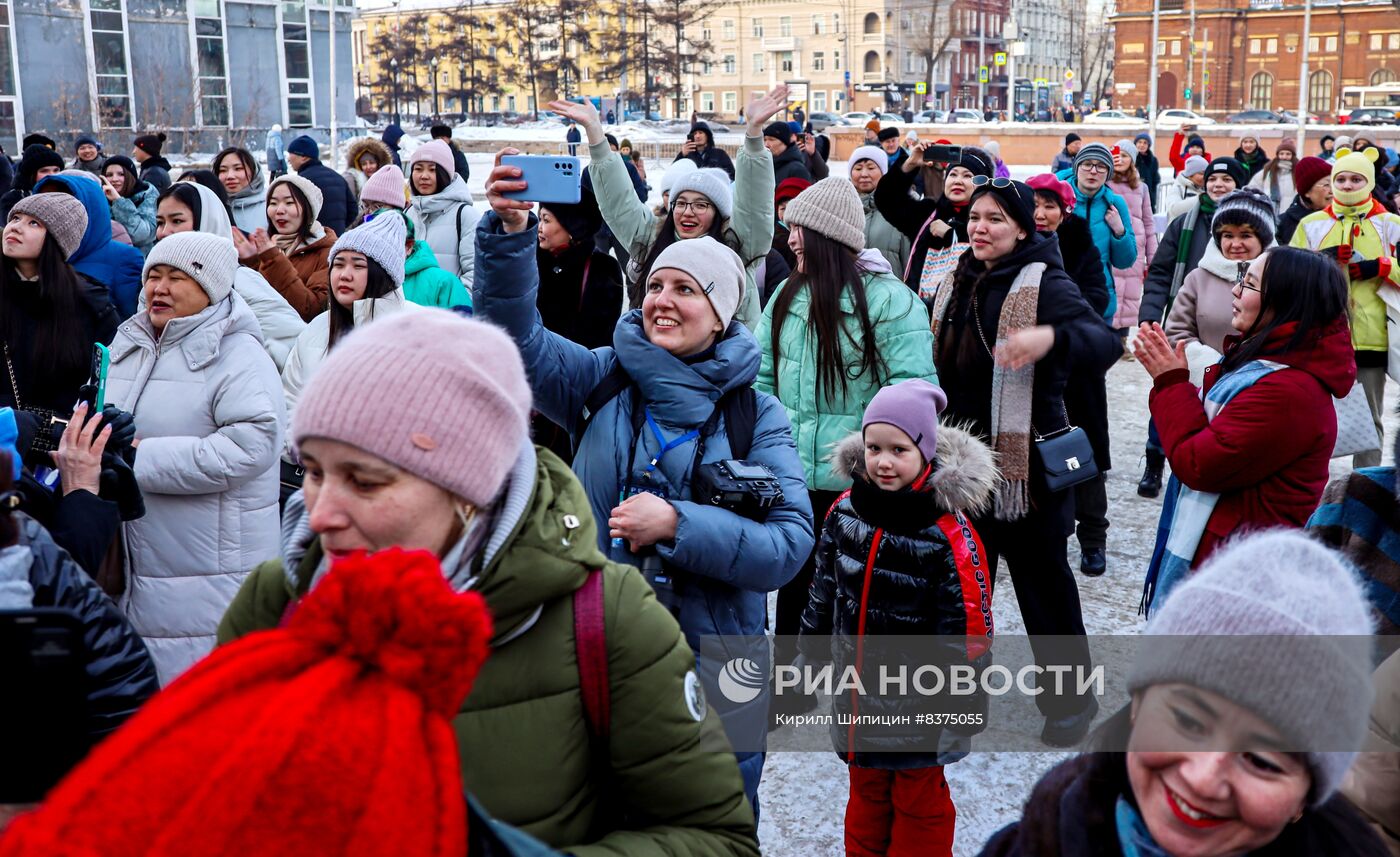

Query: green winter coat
[755,269,937,491]
[589,135,774,330]
[404,238,471,309]
[861,192,912,274]
[217,447,758,857]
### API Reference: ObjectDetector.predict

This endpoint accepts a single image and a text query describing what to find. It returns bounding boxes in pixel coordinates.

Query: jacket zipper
[846,527,884,762]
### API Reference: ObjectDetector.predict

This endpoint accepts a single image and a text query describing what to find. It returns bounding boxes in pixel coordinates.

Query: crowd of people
[0,102,1397,857]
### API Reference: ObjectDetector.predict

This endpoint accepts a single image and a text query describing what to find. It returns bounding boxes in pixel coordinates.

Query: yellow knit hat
[1330,146,1379,205]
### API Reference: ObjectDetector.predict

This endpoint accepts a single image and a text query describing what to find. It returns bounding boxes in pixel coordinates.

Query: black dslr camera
[691,459,784,522]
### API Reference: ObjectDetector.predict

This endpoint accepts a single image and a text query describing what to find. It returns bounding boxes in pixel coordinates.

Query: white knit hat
[784,177,866,252]
[648,236,745,331]
[660,158,698,197]
[669,167,733,220]
[269,173,324,226]
[849,145,890,177]
[143,231,239,304]
[330,212,407,288]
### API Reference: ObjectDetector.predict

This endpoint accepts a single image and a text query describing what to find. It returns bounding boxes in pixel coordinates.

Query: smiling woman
[978,530,1390,857]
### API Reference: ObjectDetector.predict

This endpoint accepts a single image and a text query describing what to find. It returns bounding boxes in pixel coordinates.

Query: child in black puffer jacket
[800,379,997,857]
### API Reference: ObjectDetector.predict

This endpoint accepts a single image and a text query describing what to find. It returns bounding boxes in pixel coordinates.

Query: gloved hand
[96,405,136,452]
[99,451,144,522]
[1350,258,1381,281]
[1328,244,1353,265]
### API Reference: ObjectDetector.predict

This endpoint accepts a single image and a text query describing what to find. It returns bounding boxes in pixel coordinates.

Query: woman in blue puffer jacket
[472,154,815,817]
[34,171,144,319]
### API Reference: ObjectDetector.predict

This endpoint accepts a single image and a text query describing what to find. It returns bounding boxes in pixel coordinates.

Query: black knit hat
[16,144,64,190]
[22,133,55,151]
[876,127,900,142]
[134,132,167,157]
[763,122,793,145]
[1205,156,1249,189]
[1064,132,1081,146]
[970,179,1038,237]
[540,185,603,245]
[1212,187,1276,248]
[954,146,995,179]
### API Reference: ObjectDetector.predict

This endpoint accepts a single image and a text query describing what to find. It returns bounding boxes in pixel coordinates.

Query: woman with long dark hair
[213,146,268,232]
[230,174,333,322]
[281,212,409,427]
[548,89,790,329]
[0,194,118,464]
[756,176,937,714]
[926,178,1120,746]
[1136,246,1353,612]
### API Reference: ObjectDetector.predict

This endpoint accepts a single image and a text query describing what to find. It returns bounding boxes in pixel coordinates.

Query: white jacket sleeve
[456,203,482,290]
[234,269,306,373]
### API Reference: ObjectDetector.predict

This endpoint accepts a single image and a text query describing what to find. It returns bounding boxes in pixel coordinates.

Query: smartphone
[500,155,582,205]
[79,343,109,412]
[927,144,962,164]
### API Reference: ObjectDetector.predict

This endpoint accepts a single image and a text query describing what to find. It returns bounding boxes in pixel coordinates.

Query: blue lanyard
[642,408,699,473]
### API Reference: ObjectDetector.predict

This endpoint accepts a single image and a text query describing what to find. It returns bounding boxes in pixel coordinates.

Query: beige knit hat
[10,193,89,260]
[783,177,866,252]
[269,173,324,226]
[143,231,239,304]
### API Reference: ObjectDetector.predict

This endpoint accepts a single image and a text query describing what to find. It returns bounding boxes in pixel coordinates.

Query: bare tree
[651,0,712,118]
[550,0,595,100]
[366,13,431,119]
[915,1,961,109]
[496,0,550,116]
[595,1,657,116]
[443,0,501,121]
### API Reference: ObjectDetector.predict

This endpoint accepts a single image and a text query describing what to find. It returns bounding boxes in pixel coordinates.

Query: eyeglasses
[672,199,713,215]
[971,175,1015,189]
[1078,163,1109,174]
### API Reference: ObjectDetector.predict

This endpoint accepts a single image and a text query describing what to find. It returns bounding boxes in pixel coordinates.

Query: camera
[691,459,784,522]
[640,553,680,616]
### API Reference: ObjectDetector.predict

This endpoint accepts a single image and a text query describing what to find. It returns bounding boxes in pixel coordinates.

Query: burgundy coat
[1150,316,1356,568]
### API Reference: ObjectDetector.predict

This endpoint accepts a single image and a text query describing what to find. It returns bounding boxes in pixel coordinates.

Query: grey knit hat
[784,177,866,252]
[1072,142,1115,174]
[1181,155,1210,178]
[10,193,89,260]
[268,173,324,226]
[330,211,407,288]
[649,236,746,331]
[1212,187,1277,248]
[1130,530,1376,805]
[143,231,239,304]
[669,167,733,220]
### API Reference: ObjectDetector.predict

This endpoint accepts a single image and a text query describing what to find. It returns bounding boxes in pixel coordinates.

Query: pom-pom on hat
[0,548,493,857]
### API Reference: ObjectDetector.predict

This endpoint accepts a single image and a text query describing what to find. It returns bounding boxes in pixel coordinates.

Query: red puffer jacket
[1150,315,1356,567]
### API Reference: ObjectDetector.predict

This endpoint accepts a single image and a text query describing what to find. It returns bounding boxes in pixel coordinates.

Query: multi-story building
[0,0,354,154]
[1111,0,1400,117]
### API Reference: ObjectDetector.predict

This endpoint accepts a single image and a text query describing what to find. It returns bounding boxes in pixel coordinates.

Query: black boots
[1080,547,1107,577]
[1137,451,1165,498]
[1042,697,1100,748]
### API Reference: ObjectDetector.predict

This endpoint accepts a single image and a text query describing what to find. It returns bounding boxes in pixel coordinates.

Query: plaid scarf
[930,261,1044,520]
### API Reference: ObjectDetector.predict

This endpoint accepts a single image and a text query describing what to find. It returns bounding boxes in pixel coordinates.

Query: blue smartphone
[500,155,582,205]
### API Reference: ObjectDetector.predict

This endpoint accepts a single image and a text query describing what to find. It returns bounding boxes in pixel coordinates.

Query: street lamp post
[390,57,400,123]
[430,55,440,120]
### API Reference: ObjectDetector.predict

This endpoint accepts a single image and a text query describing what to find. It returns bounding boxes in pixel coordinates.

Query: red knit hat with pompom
[0,549,493,857]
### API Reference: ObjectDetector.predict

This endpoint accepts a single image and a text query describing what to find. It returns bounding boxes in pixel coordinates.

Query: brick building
[1111,0,1400,119]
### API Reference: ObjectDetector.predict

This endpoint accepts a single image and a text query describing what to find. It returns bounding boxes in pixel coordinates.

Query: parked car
[1347,107,1400,125]
[806,111,847,131]
[1085,109,1148,125]
[1225,109,1286,124]
[913,110,948,123]
[843,111,874,123]
[947,109,983,123]
[1156,108,1217,128]
[1278,109,1322,124]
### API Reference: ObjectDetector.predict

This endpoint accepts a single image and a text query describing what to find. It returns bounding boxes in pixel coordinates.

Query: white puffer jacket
[407,174,481,289]
[185,182,305,370]
[106,293,284,685]
[281,287,412,444]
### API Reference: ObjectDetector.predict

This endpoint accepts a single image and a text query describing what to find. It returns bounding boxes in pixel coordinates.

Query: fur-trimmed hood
[828,424,998,516]
[347,137,394,173]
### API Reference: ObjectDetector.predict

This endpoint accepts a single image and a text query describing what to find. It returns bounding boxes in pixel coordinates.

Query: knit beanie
[1112,138,1136,160]
[1330,146,1380,205]
[74,134,98,151]
[648,236,746,332]
[620,138,633,150]
[1334,135,1352,151]
[1274,136,1298,159]
[1064,132,1081,146]
[1129,530,1375,806]
[1186,134,1206,153]
[1134,132,1152,146]
[982,140,1000,160]
[1205,156,1248,188]
[1182,155,1209,178]
[762,122,793,146]
[787,120,803,138]
[132,132,165,157]
[143,231,238,304]
[1212,187,1276,248]
[784,176,866,252]
[954,146,995,178]
[540,184,603,244]
[660,158,698,198]
[774,176,813,205]
[360,163,408,209]
[849,145,890,177]
[330,210,407,288]
[22,133,55,151]
[670,167,734,220]
[16,145,64,187]
[285,134,319,160]
[0,548,492,857]
[970,179,1038,237]
[1026,173,1076,214]
[293,310,532,508]
[1294,156,1331,195]
[407,139,456,178]
[865,119,881,133]
[8,194,88,260]
[862,379,948,465]
[269,173,325,225]
[1073,142,1115,174]
[876,127,900,143]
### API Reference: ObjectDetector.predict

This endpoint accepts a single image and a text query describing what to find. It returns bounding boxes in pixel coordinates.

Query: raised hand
[485,147,532,233]
[547,99,603,144]
[745,85,790,136]
[1133,322,1189,380]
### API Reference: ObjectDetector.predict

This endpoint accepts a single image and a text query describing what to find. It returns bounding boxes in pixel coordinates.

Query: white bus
[1339,83,1400,123]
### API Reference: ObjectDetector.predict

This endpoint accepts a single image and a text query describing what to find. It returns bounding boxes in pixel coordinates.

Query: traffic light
[1184,87,1193,100]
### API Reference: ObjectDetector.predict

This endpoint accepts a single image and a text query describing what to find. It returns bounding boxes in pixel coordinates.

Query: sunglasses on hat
[971,176,1015,189]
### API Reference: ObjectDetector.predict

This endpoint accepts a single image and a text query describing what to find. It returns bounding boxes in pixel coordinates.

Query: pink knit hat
[407,139,456,178]
[360,163,408,209]
[292,310,532,507]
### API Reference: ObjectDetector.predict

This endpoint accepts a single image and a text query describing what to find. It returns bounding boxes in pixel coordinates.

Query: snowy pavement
[755,355,1398,856]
